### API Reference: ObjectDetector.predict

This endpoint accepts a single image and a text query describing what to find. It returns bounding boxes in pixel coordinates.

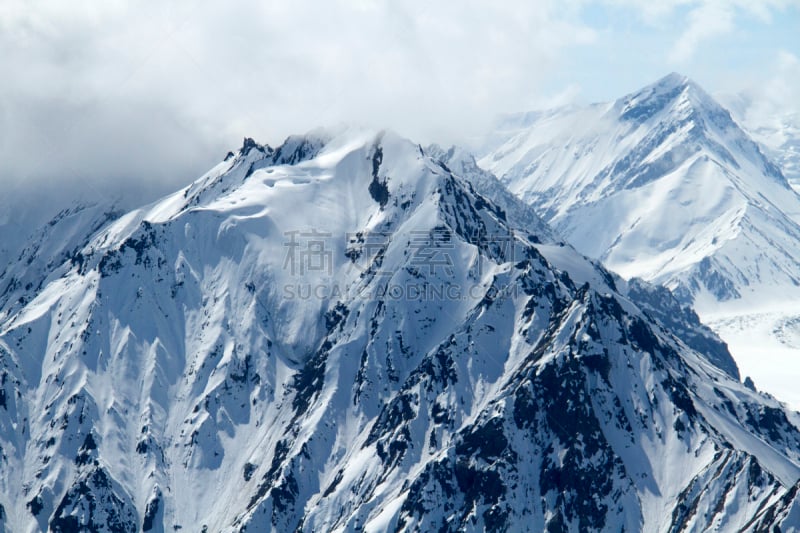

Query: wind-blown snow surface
[477,73,800,409]
[1,129,800,531]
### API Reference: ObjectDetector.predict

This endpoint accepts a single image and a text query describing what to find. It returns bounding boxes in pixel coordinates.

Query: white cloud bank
[0,0,795,202]
[0,0,596,196]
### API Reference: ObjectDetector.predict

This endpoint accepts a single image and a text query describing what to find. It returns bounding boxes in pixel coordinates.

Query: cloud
[0,0,596,205]
[739,50,800,121]
[768,50,800,115]
[671,0,795,64]
[598,0,793,64]
[0,0,795,218]
[667,2,735,64]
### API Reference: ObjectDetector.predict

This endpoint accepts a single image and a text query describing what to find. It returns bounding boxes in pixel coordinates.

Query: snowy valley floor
[704,306,800,411]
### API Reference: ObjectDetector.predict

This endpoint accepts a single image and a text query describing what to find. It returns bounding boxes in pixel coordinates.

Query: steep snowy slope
[1,129,799,532]
[0,182,161,295]
[478,73,800,306]
[0,203,123,322]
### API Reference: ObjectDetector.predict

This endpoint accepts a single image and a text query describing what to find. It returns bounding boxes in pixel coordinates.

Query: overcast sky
[1,0,798,203]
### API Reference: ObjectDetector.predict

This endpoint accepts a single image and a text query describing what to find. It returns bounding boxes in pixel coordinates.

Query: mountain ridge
[1,127,800,531]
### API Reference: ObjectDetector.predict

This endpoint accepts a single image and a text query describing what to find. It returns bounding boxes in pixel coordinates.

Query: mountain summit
[478,73,800,307]
[617,72,729,126]
[1,128,799,531]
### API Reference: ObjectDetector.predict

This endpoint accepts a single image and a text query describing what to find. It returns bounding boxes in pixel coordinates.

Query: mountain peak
[240,136,270,155]
[616,72,717,124]
[477,70,797,308]
[656,71,692,90]
[646,72,708,98]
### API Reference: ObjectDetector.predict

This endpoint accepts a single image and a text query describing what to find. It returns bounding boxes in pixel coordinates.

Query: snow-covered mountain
[477,74,800,408]
[478,73,800,306]
[1,128,800,531]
